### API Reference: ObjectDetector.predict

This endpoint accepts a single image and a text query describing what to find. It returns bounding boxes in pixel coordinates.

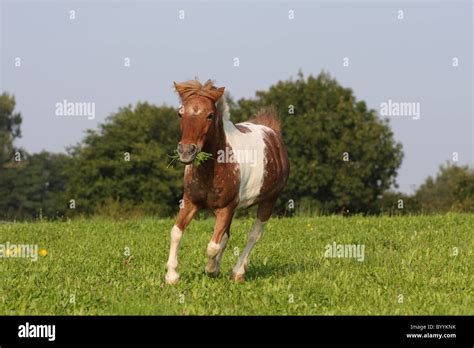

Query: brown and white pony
[165,79,289,284]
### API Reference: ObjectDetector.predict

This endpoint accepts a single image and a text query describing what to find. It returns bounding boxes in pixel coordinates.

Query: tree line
[1,72,472,220]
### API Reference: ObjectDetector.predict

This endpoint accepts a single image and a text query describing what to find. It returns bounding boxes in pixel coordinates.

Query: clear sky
[1,0,472,193]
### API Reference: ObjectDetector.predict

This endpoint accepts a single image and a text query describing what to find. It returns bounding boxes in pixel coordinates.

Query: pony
[165,79,289,284]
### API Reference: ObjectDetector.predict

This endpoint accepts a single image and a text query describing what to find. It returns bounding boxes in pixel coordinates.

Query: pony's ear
[213,87,225,101]
[173,81,184,99]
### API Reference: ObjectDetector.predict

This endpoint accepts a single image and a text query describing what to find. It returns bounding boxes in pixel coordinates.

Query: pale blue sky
[1,0,472,193]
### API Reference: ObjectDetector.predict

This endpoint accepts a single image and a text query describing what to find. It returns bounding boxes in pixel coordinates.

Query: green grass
[0,214,472,315]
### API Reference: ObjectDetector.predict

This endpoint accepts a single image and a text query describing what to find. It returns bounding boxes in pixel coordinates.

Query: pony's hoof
[230,273,245,283]
[206,271,220,278]
[165,275,180,285]
[205,267,220,278]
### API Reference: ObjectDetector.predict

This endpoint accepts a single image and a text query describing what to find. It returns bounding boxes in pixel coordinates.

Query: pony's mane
[216,95,230,121]
[174,79,224,103]
[174,79,229,120]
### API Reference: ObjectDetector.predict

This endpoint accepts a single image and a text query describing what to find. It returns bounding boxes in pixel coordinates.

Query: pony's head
[173,79,225,164]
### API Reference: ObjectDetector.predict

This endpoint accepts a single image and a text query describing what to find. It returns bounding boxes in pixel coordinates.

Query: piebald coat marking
[222,116,269,208]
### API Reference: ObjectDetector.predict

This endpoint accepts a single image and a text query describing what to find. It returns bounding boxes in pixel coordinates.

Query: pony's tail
[249,105,281,133]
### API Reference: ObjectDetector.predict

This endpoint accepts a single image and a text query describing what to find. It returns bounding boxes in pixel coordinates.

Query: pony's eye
[177,111,183,118]
[207,113,214,121]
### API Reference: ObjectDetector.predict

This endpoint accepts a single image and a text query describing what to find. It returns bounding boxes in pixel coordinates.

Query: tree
[415,164,474,213]
[0,94,68,220]
[230,72,403,214]
[0,93,22,166]
[376,191,421,215]
[0,152,70,220]
[0,92,25,220]
[66,102,183,218]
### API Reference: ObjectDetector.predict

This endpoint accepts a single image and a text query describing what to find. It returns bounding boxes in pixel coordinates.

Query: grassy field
[0,214,472,315]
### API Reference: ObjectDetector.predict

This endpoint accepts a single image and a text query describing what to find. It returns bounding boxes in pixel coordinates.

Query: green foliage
[230,72,403,214]
[66,102,183,218]
[0,94,67,220]
[0,92,22,165]
[376,191,421,215]
[167,150,213,168]
[415,164,474,213]
[0,215,471,315]
[375,164,474,215]
[0,152,70,220]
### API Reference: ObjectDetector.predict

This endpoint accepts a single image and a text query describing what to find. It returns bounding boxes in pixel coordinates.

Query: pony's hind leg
[231,198,276,282]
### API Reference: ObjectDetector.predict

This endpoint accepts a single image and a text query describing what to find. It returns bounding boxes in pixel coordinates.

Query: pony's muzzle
[177,143,198,164]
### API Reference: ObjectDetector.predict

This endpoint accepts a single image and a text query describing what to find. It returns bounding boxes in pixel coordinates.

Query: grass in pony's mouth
[167,149,213,168]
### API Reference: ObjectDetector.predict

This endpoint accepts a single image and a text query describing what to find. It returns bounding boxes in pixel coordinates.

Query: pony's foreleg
[205,206,235,277]
[205,230,229,277]
[165,199,198,285]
